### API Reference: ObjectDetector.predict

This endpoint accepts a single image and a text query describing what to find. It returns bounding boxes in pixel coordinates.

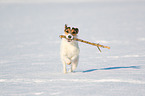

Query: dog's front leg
[71,55,79,63]
[64,56,71,65]
[69,55,79,72]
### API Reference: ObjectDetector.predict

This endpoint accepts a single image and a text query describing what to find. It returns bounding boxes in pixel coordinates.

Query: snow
[0,0,145,96]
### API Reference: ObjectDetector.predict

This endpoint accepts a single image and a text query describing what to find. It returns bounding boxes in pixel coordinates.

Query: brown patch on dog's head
[64,24,71,35]
[64,24,79,36]
[71,27,79,36]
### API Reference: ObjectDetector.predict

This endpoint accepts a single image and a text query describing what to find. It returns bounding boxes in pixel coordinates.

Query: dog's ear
[64,24,67,32]
[75,28,79,34]
[65,24,67,29]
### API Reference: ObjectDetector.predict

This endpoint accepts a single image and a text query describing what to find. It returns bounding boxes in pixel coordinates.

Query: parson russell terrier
[60,24,80,73]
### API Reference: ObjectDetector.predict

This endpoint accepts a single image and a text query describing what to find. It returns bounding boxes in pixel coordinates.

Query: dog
[60,24,80,73]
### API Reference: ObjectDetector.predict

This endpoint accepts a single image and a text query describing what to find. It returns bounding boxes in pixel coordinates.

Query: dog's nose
[68,35,72,39]
[66,34,73,40]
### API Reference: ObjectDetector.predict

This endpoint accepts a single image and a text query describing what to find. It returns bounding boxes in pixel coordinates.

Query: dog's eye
[66,31,69,33]
[72,32,76,34]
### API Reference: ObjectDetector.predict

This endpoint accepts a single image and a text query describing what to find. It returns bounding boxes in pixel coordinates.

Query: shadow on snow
[82,66,140,73]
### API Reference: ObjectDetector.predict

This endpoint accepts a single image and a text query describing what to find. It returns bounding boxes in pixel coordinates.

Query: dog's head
[64,24,79,42]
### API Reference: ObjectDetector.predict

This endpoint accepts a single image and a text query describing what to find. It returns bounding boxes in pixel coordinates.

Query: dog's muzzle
[66,34,74,42]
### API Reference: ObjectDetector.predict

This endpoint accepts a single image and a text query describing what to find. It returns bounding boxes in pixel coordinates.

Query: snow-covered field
[0,0,145,96]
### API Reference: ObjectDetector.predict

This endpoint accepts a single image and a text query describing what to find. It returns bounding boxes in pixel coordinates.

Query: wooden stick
[59,35,110,52]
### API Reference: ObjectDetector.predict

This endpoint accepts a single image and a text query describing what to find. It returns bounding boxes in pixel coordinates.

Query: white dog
[60,24,80,73]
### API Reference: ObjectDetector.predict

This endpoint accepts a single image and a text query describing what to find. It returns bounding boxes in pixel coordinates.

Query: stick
[59,35,110,52]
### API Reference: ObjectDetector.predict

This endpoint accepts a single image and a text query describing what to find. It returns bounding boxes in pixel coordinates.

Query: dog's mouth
[66,34,74,42]
[67,38,72,42]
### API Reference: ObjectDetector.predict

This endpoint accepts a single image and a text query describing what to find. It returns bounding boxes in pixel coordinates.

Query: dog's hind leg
[62,61,67,73]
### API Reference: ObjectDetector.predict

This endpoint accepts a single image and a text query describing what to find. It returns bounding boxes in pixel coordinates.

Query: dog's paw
[68,69,73,73]
[67,61,71,65]
[64,71,67,74]
[66,59,71,65]
[63,69,67,74]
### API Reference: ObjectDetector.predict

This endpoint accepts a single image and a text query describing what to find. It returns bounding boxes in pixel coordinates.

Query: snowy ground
[0,0,145,96]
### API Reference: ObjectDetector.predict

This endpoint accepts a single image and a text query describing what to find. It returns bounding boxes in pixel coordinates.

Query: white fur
[60,35,80,73]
